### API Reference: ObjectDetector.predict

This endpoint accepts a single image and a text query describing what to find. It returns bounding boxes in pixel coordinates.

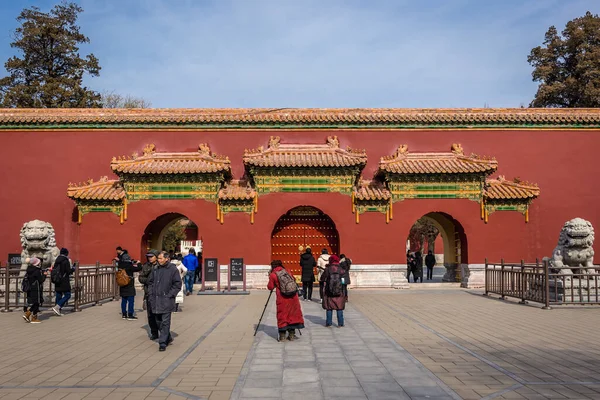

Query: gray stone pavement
[231,297,459,400]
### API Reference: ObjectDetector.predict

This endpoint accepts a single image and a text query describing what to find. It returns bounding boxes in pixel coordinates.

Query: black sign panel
[8,253,21,266]
[230,258,244,282]
[204,258,218,282]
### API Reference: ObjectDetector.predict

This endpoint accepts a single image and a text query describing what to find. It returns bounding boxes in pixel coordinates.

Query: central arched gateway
[271,206,339,278]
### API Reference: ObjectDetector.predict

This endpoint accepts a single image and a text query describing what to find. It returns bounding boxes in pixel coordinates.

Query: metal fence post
[74,262,81,312]
[542,258,551,310]
[483,258,489,296]
[2,264,11,313]
[519,259,527,304]
[94,261,100,306]
[500,258,505,300]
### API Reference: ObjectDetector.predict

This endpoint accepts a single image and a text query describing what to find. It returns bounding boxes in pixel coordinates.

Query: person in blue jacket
[182,248,198,295]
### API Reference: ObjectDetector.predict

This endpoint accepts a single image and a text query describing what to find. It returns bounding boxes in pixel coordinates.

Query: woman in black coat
[119,260,142,320]
[299,248,316,301]
[23,257,46,324]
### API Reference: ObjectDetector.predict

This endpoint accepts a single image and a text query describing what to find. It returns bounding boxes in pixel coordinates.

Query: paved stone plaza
[1,287,599,400]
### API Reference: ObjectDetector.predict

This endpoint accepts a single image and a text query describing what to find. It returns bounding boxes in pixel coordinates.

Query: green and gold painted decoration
[67,177,128,224]
[217,180,257,224]
[111,143,231,203]
[352,180,393,224]
[378,144,497,203]
[243,136,367,196]
[482,176,540,223]
[67,144,233,224]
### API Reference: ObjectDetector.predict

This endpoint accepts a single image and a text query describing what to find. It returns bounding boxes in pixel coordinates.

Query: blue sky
[0,0,597,108]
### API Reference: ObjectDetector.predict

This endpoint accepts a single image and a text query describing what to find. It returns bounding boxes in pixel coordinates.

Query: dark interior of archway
[406,212,468,265]
[271,206,340,278]
[140,213,198,260]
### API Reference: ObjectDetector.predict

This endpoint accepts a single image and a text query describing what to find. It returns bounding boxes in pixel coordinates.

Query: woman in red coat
[267,260,305,341]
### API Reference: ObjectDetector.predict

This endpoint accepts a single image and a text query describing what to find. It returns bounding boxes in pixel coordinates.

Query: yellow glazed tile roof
[111,143,230,175]
[485,176,540,200]
[218,180,256,200]
[1,108,599,128]
[379,144,498,175]
[67,177,125,200]
[243,136,367,168]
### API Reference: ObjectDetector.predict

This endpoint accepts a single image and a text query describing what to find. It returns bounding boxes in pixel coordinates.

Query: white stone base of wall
[460,264,485,289]
[202,265,410,290]
[198,264,485,290]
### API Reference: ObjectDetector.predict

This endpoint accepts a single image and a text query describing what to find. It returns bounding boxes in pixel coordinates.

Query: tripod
[254,289,273,336]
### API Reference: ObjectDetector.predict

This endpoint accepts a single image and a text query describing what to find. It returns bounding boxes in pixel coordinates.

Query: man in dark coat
[148,251,182,351]
[139,249,160,339]
[299,247,316,301]
[425,250,436,280]
[22,257,46,324]
[119,259,142,320]
[52,248,75,316]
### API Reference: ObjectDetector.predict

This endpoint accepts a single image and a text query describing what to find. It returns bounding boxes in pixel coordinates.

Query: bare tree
[101,91,151,108]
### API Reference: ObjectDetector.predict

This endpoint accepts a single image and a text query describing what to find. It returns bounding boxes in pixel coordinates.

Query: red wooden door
[271,207,339,280]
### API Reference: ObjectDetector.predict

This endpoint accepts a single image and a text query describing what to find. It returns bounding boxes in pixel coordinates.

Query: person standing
[51,248,75,316]
[267,260,305,342]
[321,255,346,328]
[425,250,436,281]
[114,246,132,265]
[22,257,46,324]
[139,249,160,340]
[148,251,182,351]
[173,258,188,312]
[407,252,416,282]
[118,259,142,320]
[339,254,352,301]
[299,247,316,301]
[194,252,203,284]
[317,249,330,303]
[414,251,423,283]
[182,248,198,296]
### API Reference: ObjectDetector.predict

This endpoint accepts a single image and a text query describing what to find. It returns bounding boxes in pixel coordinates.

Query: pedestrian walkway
[232,298,459,400]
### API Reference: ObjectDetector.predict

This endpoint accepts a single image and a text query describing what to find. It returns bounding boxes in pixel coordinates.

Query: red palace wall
[1,128,598,266]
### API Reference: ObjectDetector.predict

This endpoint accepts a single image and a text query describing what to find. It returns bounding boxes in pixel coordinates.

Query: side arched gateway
[271,206,339,278]
[407,212,468,282]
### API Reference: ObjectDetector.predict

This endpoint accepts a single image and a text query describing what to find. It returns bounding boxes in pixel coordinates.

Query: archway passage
[406,212,467,283]
[271,206,339,279]
[141,213,199,260]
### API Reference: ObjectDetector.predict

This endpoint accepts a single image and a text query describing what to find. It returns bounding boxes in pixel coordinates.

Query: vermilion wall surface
[1,129,598,265]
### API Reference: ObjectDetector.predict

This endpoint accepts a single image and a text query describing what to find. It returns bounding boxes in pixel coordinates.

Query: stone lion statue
[20,220,60,272]
[546,218,595,277]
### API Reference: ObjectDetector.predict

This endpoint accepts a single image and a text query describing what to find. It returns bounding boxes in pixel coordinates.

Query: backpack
[275,268,297,296]
[116,268,130,287]
[50,265,64,285]
[327,266,344,297]
[21,277,31,293]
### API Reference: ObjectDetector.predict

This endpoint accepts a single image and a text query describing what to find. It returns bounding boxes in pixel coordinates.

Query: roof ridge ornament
[326,136,340,148]
[269,136,280,149]
[451,143,463,155]
[143,143,156,156]
[198,143,211,156]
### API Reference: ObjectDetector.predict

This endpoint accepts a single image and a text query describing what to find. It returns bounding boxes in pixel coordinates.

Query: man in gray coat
[148,251,182,351]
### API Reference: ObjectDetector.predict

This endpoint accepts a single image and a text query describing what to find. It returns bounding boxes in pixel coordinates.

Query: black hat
[146,249,159,257]
[60,248,69,256]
